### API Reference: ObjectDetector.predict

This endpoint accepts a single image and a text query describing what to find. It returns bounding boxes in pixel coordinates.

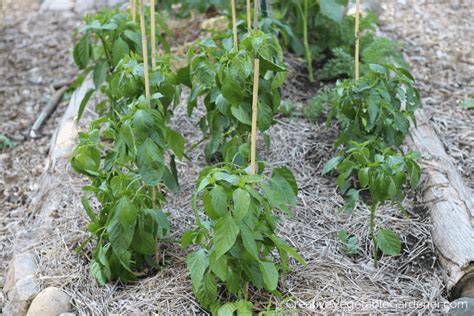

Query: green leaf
[107,197,138,268]
[258,261,279,291]
[272,167,298,196]
[73,35,90,69]
[210,185,228,217]
[77,89,94,122]
[187,249,209,287]
[358,167,369,188]
[214,214,240,259]
[136,138,164,186]
[209,250,228,281]
[222,78,244,104]
[112,37,130,66]
[270,235,306,265]
[240,224,259,260]
[233,188,250,221]
[217,303,237,316]
[320,0,344,23]
[323,156,342,174]
[93,61,108,89]
[165,128,184,159]
[460,99,474,109]
[231,105,252,125]
[376,229,401,256]
[257,102,273,132]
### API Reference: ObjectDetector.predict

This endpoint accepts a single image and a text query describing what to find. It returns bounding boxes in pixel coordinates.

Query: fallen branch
[30,85,68,139]
[408,108,474,299]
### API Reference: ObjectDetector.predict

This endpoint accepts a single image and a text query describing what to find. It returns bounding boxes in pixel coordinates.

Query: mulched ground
[1,0,472,314]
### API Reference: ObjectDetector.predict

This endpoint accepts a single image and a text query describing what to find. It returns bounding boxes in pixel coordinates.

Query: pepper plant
[325,64,422,263]
[324,140,420,261]
[182,164,305,312]
[71,9,184,283]
[178,30,286,163]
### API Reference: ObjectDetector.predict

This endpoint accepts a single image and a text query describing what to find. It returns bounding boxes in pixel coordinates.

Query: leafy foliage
[182,164,305,312]
[0,134,13,151]
[303,87,335,121]
[71,10,183,283]
[325,64,422,264]
[329,64,421,148]
[178,30,286,163]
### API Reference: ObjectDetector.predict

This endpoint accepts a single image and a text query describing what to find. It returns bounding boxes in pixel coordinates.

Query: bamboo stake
[131,0,136,22]
[150,0,156,71]
[139,0,150,99]
[246,0,252,31]
[250,1,261,175]
[231,0,238,49]
[355,0,360,81]
[253,0,259,30]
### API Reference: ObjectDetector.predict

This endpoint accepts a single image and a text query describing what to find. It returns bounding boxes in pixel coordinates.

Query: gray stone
[26,287,72,316]
[41,0,75,11]
[450,298,474,316]
[4,276,41,316]
[4,253,38,294]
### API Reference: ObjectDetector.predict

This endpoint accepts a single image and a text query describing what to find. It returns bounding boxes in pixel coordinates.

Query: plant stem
[370,203,378,267]
[302,0,314,82]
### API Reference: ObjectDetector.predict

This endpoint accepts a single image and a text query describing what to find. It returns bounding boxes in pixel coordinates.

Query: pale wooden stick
[355,0,360,81]
[150,0,156,71]
[246,0,252,31]
[131,0,136,22]
[253,0,259,30]
[139,0,150,99]
[231,0,238,49]
[250,59,260,175]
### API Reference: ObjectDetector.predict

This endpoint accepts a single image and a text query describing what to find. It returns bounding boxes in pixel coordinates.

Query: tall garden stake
[131,0,136,22]
[139,0,150,98]
[355,0,361,81]
[250,1,261,174]
[231,0,238,49]
[150,0,156,71]
[247,0,252,31]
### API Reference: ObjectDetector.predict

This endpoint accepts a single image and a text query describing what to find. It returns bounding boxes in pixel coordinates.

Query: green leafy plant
[318,47,354,80]
[178,30,286,163]
[182,164,305,312]
[303,87,334,120]
[324,140,420,263]
[71,9,184,284]
[338,229,359,256]
[279,100,294,117]
[73,8,171,119]
[328,64,421,148]
[0,134,13,151]
[362,37,407,68]
[72,96,184,283]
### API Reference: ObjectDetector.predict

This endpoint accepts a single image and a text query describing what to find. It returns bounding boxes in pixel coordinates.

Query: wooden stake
[253,0,259,30]
[139,0,150,99]
[131,0,136,22]
[250,1,261,175]
[355,0,360,81]
[231,0,238,50]
[150,0,156,71]
[250,58,260,175]
[246,0,252,32]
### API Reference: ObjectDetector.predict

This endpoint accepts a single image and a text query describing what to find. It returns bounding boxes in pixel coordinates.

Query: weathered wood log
[408,109,474,299]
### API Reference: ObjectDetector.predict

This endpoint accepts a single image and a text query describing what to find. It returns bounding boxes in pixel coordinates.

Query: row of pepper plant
[71,0,305,313]
[323,2,422,265]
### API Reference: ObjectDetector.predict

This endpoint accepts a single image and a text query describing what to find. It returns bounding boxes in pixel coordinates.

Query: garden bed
[2,0,473,314]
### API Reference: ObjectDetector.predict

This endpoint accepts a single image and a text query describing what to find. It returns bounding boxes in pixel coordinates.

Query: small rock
[4,252,38,294]
[27,287,72,316]
[4,276,41,315]
[450,298,474,316]
[41,0,75,11]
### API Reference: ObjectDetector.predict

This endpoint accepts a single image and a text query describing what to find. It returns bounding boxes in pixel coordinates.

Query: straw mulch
[4,0,473,314]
